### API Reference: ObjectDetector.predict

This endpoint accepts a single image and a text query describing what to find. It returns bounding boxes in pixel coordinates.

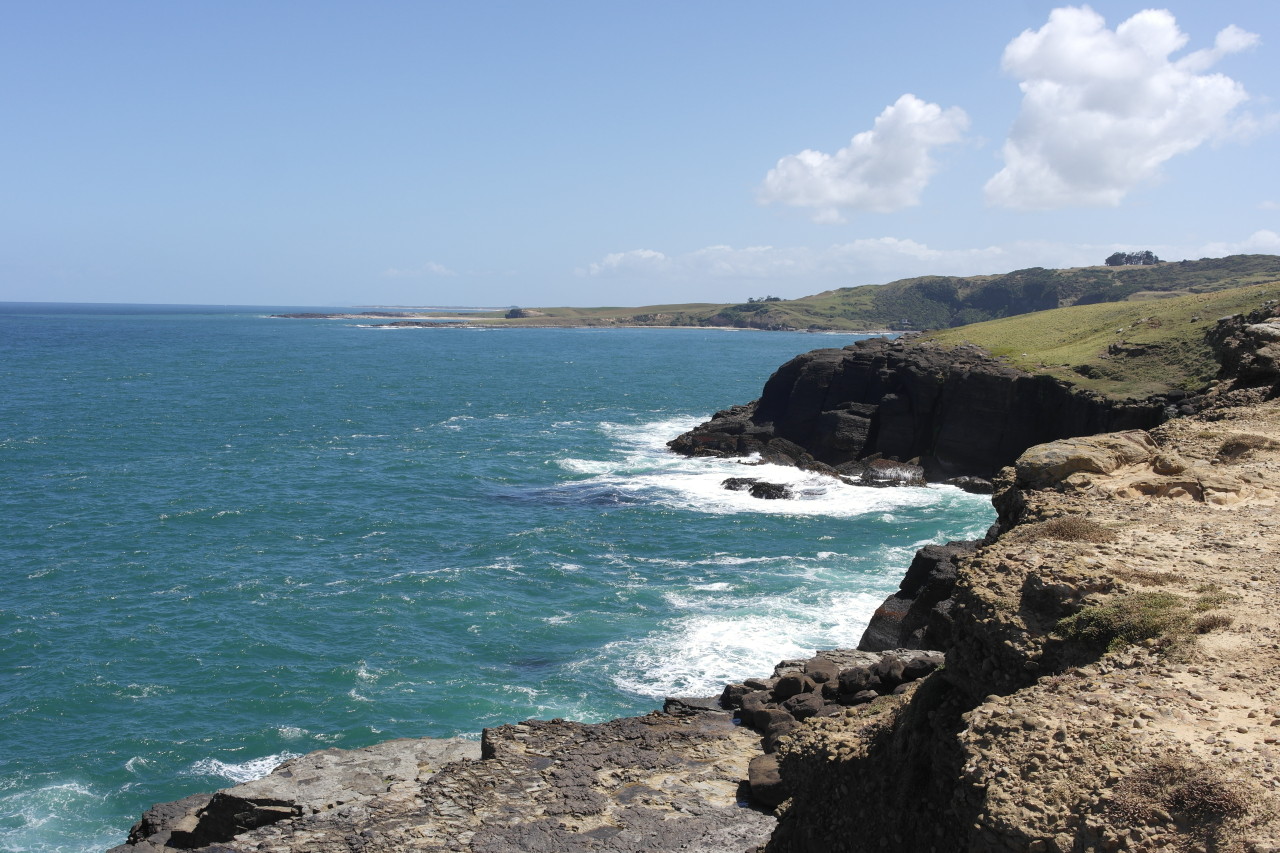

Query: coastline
[107,302,1280,851]
[109,396,1280,852]
[272,312,899,335]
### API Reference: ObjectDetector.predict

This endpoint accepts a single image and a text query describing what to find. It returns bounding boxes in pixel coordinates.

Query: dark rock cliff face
[669,337,1164,481]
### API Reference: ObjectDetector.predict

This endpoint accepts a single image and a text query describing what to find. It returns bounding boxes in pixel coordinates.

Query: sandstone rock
[117,715,775,853]
[114,738,480,851]
[1014,430,1158,488]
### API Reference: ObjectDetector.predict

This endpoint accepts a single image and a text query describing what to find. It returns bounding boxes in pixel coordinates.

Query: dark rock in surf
[669,336,1164,481]
[858,541,979,652]
[722,477,793,499]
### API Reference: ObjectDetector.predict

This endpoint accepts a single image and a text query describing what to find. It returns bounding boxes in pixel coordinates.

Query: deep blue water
[0,304,993,852]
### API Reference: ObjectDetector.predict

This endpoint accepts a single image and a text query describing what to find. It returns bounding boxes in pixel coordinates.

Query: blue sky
[2,1,1277,307]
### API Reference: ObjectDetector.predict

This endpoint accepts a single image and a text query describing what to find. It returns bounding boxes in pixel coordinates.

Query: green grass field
[925,282,1280,399]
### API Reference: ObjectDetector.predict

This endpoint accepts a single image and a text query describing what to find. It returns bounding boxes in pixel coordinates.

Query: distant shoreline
[269,311,895,334]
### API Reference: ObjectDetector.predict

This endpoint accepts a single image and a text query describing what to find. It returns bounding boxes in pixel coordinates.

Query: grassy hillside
[414,254,1280,332]
[925,281,1280,399]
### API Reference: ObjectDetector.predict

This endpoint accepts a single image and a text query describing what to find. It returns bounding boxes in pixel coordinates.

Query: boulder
[803,657,840,684]
[773,673,817,701]
[1013,430,1157,489]
[748,754,789,808]
[781,692,825,721]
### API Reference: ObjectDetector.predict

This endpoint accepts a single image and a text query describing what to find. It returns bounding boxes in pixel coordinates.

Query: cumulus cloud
[759,94,969,223]
[382,262,457,278]
[1192,229,1280,257]
[986,7,1259,209]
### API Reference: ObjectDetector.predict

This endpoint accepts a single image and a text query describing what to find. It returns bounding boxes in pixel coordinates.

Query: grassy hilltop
[417,254,1280,332]
[927,281,1280,399]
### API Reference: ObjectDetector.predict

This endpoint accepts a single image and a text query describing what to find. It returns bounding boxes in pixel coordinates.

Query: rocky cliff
[667,336,1168,483]
[768,400,1280,853]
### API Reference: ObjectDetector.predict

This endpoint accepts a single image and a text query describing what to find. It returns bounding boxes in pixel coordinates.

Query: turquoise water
[0,305,994,852]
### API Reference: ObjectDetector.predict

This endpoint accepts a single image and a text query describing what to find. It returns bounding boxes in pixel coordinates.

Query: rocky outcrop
[857,540,981,652]
[766,402,1280,853]
[668,337,1163,481]
[1207,300,1280,396]
[112,739,481,851]
[111,709,778,853]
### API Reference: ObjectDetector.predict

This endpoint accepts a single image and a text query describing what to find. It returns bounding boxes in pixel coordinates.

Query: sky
[2,1,1278,308]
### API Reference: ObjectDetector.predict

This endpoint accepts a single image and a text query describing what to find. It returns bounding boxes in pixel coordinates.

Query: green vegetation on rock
[925,281,1280,399]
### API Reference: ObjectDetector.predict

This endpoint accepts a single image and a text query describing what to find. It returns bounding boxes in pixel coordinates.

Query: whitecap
[589,589,889,699]
[187,753,299,784]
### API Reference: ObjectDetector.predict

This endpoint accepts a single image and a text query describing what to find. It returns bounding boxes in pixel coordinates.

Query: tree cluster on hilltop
[1105,250,1161,266]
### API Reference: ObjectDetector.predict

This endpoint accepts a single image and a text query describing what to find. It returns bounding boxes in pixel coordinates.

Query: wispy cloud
[382,262,457,278]
[583,240,1084,284]
[759,94,969,223]
[986,7,1260,209]
[582,232,1279,290]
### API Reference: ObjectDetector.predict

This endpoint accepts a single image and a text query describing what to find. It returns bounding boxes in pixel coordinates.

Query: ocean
[0,304,994,852]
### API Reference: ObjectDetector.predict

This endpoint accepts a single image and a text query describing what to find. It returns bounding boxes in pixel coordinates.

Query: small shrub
[1056,592,1192,652]
[1114,568,1186,587]
[1015,515,1118,543]
[1194,591,1239,612]
[1112,758,1249,828]
[1194,613,1234,634]
[1218,432,1280,460]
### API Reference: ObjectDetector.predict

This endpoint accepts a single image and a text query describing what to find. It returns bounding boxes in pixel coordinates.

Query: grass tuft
[1013,515,1118,543]
[1112,758,1249,828]
[1056,592,1192,652]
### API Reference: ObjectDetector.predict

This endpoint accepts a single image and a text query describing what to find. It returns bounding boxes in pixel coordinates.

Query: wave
[546,415,990,519]
[594,588,887,699]
[185,752,300,785]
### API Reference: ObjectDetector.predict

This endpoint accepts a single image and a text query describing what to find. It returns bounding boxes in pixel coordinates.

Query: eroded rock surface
[112,712,775,853]
[768,401,1280,853]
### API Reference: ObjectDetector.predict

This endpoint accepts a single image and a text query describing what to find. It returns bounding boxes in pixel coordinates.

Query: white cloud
[382,262,457,278]
[986,7,1259,209]
[1192,229,1280,257]
[1259,201,1280,211]
[582,239,1085,285]
[760,94,969,223]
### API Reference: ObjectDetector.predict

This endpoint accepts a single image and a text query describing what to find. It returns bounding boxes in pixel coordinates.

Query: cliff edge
[770,402,1280,852]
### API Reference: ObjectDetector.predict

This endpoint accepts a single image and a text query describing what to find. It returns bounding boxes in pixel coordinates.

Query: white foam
[186,752,299,784]
[596,589,887,699]
[553,415,981,518]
